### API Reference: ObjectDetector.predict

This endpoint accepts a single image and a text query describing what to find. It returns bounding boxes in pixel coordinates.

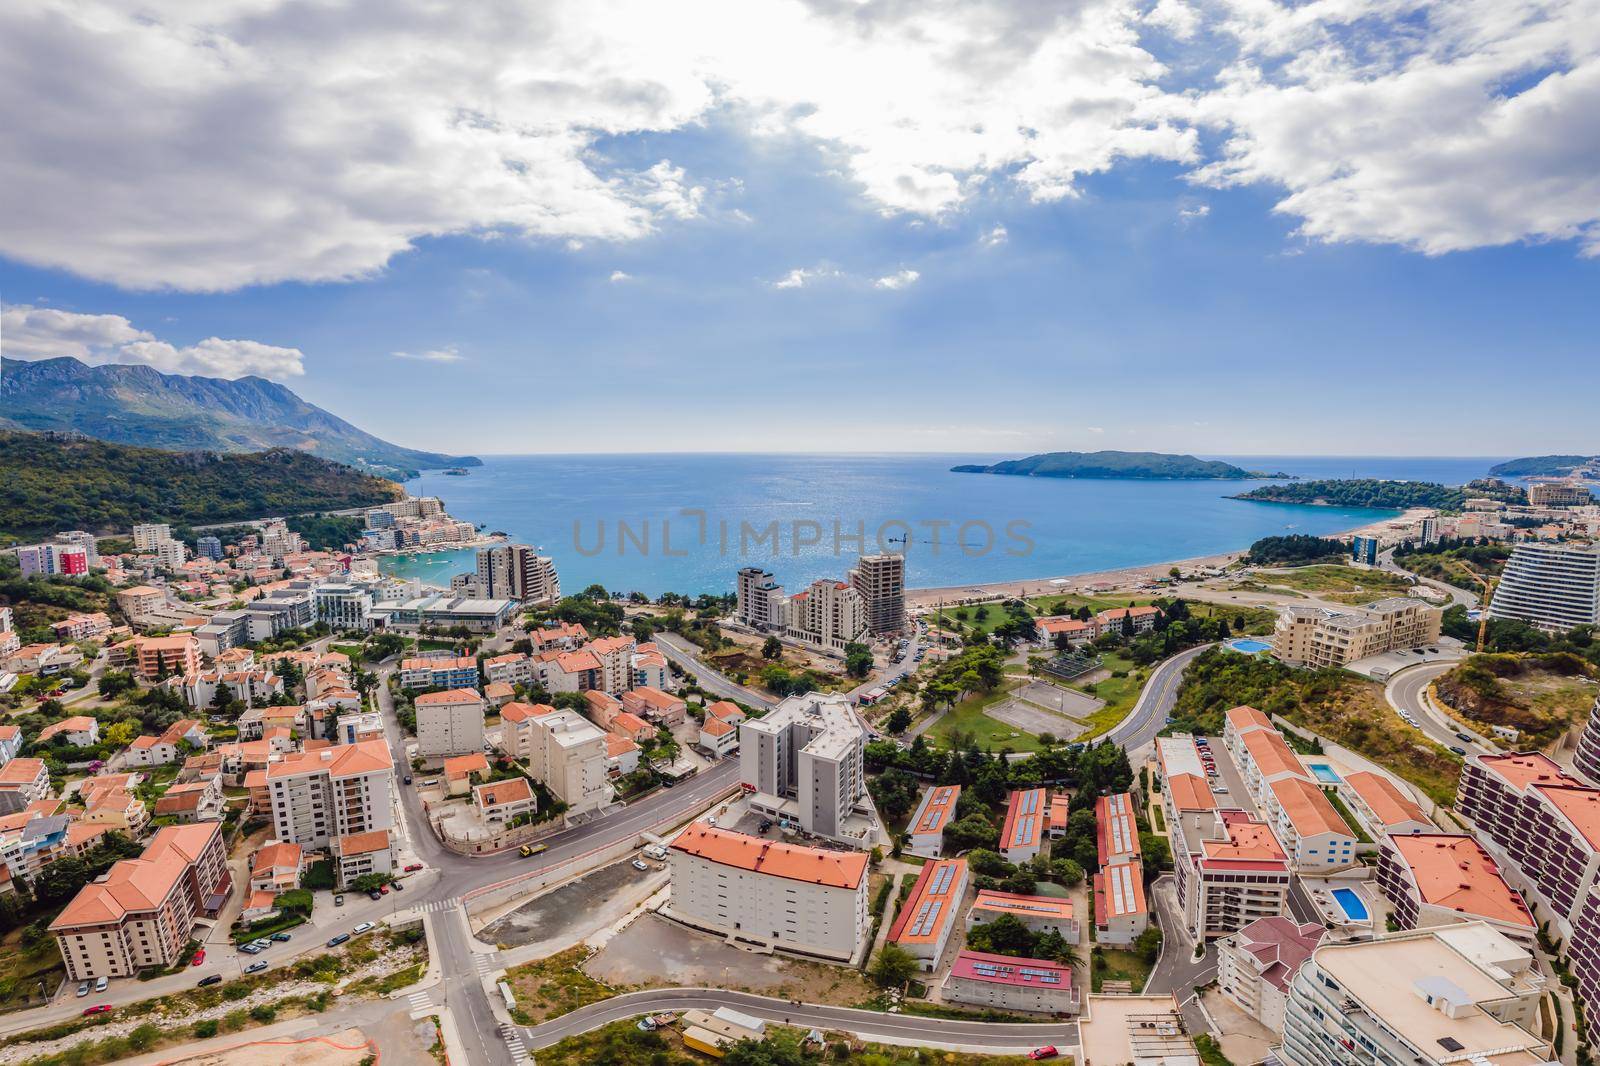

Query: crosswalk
[415,896,461,914]
[499,1023,531,1064]
[472,953,497,978]
[406,988,437,1013]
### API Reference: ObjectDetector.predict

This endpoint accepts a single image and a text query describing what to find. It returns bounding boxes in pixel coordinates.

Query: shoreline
[904,507,1429,608]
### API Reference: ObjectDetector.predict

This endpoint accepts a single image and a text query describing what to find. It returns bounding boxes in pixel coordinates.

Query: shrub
[249,1004,277,1023]
[193,1019,219,1038]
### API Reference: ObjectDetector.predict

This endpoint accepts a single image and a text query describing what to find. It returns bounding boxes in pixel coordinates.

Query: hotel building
[475,544,560,605]
[265,740,394,851]
[735,567,786,631]
[666,823,870,962]
[886,858,969,970]
[1278,925,1550,1066]
[1487,542,1600,632]
[785,579,868,653]
[1575,697,1600,784]
[1375,834,1536,947]
[741,693,871,846]
[1272,598,1443,669]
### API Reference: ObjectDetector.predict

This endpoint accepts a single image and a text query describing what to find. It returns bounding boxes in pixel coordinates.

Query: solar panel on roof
[909,900,944,938]
[929,863,957,895]
[1020,790,1040,814]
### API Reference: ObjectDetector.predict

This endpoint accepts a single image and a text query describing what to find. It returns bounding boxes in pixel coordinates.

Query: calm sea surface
[377,455,1506,597]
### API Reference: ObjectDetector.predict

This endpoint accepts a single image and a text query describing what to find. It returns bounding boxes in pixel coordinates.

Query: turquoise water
[1309,764,1342,784]
[1332,887,1369,921]
[380,454,1502,597]
[1227,638,1273,654]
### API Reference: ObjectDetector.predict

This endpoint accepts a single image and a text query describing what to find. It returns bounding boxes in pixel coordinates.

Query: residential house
[473,777,536,825]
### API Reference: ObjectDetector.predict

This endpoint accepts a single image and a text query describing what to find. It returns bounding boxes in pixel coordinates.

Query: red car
[378,884,389,895]
[1028,1048,1058,1060]
[83,1005,113,1016]
[190,949,205,967]
[404,863,423,873]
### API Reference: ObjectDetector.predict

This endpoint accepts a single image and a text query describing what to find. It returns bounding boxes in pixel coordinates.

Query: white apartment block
[514,707,611,817]
[741,693,871,846]
[132,524,173,551]
[784,579,868,653]
[1223,708,1357,871]
[1272,598,1443,669]
[1279,925,1550,1066]
[849,553,905,636]
[1488,542,1600,633]
[667,823,870,963]
[1216,917,1324,1035]
[414,689,487,758]
[153,539,187,571]
[265,740,394,851]
[736,567,786,630]
[314,584,374,630]
[475,544,561,604]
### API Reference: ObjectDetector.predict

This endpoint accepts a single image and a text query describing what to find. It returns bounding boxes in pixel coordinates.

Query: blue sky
[2,1,1597,457]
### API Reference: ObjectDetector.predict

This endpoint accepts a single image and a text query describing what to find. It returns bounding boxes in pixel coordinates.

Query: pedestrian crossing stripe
[500,1024,530,1063]
[417,897,461,914]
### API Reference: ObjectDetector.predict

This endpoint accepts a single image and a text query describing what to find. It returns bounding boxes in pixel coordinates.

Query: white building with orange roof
[49,823,229,981]
[698,715,738,757]
[83,785,149,835]
[586,635,637,693]
[51,612,112,642]
[605,733,640,777]
[1263,775,1359,871]
[539,647,604,693]
[483,652,535,688]
[887,857,969,970]
[331,829,394,888]
[443,752,491,795]
[484,681,516,709]
[582,690,623,730]
[129,634,201,681]
[414,688,486,757]
[123,734,180,767]
[473,777,535,825]
[1341,770,1435,838]
[666,822,871,962]
[784,578,867,653]
[1000,788,1049,863]
[1096,792,1142,867]
[265,739,394,850]
[249,842,305,893]
[608,711,655,745]
[0,759,52,803]
[631,644,671,690]
[1171,801,1292,944]
[1098,605,1164,635]
[1093,860,1149,945]
[906,785,961,858]
[622,686,686,726]
[1377,833,1536,947]
[1035,615,1097,646]
[399,655,479,692]
[154,778,224,823]
[515,708,610,816]
[114,585,167,620]
[0,725,21,766]
[496,701,555,762]
[969,888,1077,943]
[529,621,588,652]
[35,716,100,748]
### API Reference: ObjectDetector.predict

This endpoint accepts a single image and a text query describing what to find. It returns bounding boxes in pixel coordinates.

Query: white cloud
[873,269,922,291]
[1,0,1595,293]
[771,265,842,290]
[1178,203,1210,223]
[608,270,632,283]
[1,303,303,378]
[980,225,1009,247]
[1087,426,1106,434]
[391,346,465,363]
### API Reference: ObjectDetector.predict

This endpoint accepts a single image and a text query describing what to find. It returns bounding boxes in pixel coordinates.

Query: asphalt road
[1108,643,1214,753]
[652,632,776,707]
[1385,661,1494,754]
[524,987,1079,1052]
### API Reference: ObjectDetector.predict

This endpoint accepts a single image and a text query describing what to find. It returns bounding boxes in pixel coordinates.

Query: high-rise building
[1279,925,1550,1066]
[741,693,870,846]
[501,704,611,816]
[1350,535,1379,566]
[1418,516,1439,545]
[785,578,867,652]
[195,536,223,561]
[413,690,487,757]
[1574,698,1600,784]
[475,544,560,604]
[735,567,786,630]
[15,542,89,578]
[54,531,100,567]
[1488,542,1600,632]
[132,523,172,551]
[264,740,395,850]
[153,538,187,571]
[849,553,905,635]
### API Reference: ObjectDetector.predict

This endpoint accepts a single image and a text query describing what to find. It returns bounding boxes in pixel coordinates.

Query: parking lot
[1191,734,1257,814]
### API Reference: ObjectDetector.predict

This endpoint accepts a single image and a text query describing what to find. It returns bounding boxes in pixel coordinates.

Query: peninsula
[1232,477,1524,511]
[1489,454,1600,478]
[951,450,1290,480]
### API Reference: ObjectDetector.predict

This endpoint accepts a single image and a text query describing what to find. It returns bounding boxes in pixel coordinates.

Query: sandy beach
[905,506,1431,608]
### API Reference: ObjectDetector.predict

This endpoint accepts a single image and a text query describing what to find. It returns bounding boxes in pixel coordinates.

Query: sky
[1,0,1597,458]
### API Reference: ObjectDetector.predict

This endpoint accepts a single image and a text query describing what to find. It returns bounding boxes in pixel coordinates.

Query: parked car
[632,859,650,871]
[392,880,404,891]
[239,944,262,955]
[83,1005,113,1016]
[94,976,108,993]
[198,974,223,987]
[270,932,293,942]
[378,884,389,895]
[76,981,90,998]
[334,894,345,906]
[404,863,424,872]
[1029,1047,1059,1060]
[327,933,351,947]
[249,939,271,950]
[367,889,382,901]
[190,949,206,966]
[245,961,269,974]
[353,922,376,934]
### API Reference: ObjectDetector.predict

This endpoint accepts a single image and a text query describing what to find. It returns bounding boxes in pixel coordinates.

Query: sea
[376,455,1508,598]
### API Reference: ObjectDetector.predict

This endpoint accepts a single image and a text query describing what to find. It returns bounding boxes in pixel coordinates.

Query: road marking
[473,953,496,976]
[500,1023,530,1063]
[417,896,461,914]
[407,990,437,1011]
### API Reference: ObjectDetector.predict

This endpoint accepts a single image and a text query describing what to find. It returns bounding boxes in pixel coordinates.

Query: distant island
[1233,478,1525,511]
[0,431,403,540]
[951,450,1292,481]
[1489,454,1598,478]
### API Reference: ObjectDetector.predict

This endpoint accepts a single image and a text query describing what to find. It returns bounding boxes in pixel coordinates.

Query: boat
[444,468,469,476]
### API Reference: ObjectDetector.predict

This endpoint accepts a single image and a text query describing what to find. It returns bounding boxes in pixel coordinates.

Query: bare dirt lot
[1017,679,1103,716]
[481,859,652,948]
[585,914,874,1005]
[988,679,1103,739]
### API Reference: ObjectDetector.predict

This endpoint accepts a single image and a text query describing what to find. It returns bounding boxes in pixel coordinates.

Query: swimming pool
[1331,888,1370,922]
[1308,763,1342,784]
[1227,638,1272,654]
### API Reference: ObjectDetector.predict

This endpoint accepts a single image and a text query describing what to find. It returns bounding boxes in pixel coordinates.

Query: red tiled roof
[670,823,867,889]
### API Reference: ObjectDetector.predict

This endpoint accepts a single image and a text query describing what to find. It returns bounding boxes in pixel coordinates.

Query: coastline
[904,507,1429,608]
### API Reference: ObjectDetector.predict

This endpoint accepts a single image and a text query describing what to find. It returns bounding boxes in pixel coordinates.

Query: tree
[761,636,783,660]
[966,914,1034,956]
[1063,809,1099,871]
[843,642,873,679]
[867,769,921,825]
[31,856,91,907]
[103,720,138,747]
[884,705,912,734]
[97,671,137,700]
[867,943,919,988]
[944,814,999,853]
[1053,858,1085,887]
[209,683,234,713]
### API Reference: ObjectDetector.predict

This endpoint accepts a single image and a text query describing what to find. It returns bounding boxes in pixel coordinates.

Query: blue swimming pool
[1227,638,1272,654]
[1308,763,1342,784]
[1332,888,1370,922]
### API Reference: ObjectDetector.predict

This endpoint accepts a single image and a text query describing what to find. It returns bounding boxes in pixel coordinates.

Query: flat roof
[1156,736,1205,779]
[972,888,1073,922]
[1079,995,1197,1066]
[887,858,966,946]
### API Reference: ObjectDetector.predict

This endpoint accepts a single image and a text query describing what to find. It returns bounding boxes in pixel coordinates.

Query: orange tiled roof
[501,702,555,724]
[414,688,484,707]
[1225,705,1274,733]
[1344,771,1430,829]
[444,752,490,779]
[1167,772,1216,812]
[1269,776,1354,839]
[1388,834,1534,927]
[670,823,867,889]
[334,829,391,856]
[474,777,533,807]
[700,717,736,738]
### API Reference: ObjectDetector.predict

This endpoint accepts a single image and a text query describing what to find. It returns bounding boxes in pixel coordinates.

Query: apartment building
[0,759,53,804]
[886,858,969,970]
[474,544,560,604]
[666,822,870,962]
[1093,859,1149,945]
[785,579,868,653]
[115,586,167,620]
[1216,917,1324,1034]
[1224,707,1357,870]
[1340,771,1435,838]
[742,693,870,846]
[1577,697,1600,784]
[1167,776,1291,945]
[414,689,486,757]
[483,652,536,688]
[1528,482,1593,508]
[152,539,187,571]
[906,785,961,858]
[1487,542,1600,632]
[53,531,100,568]
[1279,925,1550,1066]
[17,543,90,578]
[1376,834,1535,946]
[313,584,373,630]
[51,613,112,642]
[1272,598,1443,668]
[330,829,394,888]
[969,889,1078,942]
[1097,792,1141,867]
[50,824,229,981]
[131,635,202,682]
[265,740,394,850]
[132,524,172,551]
[0,608,15,659]
[849,553,905,636]
[942,951,1078,1015]
[514,707,611,817]
[496,702,552,761]
[735,567,786,630]
[399,655,479,691]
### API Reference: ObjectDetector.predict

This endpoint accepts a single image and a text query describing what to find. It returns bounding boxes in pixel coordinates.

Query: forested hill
[0,356,479,480]
[951,450,1290,480]
[1233,478,1524,511]
[0,431,403,540]
[1489,455,1597,477]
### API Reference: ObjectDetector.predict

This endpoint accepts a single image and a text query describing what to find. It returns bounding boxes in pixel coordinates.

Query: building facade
[414,689,487,757]
[1488,542,1600,632]
[1272,598,1443,668]
[740,693,870,846]
[265,740,394,851]
[848,553,905,635]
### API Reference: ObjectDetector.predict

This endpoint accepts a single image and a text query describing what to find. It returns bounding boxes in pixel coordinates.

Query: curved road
[525,987,1078,1052]
[1109,643,1214,753]
[1385,661,1494,755]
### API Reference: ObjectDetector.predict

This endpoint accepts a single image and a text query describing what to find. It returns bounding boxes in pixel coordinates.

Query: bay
[378,454,1505,597]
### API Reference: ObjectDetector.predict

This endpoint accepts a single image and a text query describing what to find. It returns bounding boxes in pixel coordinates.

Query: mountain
[0,357,480,480]
[0,430,403,540]
[951,450,1290,480]
[1489,455,1597,478]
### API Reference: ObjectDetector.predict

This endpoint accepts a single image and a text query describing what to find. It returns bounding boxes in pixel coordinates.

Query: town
[0,475,1599,1066]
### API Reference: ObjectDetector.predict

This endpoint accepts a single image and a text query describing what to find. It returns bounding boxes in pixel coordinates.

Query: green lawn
[926,681,1044,753]
[1092,946,1153,993]
[1074,652,1146,739]
[1249,565,1416,605]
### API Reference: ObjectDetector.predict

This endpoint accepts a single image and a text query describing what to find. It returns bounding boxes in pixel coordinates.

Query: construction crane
[1461,563,1499,653]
